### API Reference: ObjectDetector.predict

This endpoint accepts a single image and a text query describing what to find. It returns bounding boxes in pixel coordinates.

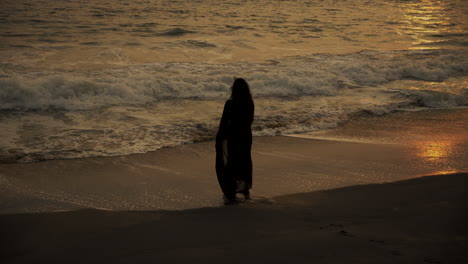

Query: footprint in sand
[319,223,355,237]
[339,230,355,237]
[369,239,386,245]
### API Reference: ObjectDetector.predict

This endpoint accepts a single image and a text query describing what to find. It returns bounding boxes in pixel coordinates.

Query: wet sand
[0,135,465,213]
[1,109,466,213]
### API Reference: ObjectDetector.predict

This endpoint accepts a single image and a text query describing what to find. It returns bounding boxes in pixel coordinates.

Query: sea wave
[1,49,466,111]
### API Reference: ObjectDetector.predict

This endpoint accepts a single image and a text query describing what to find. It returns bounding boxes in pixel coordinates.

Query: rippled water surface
[1,0,467,66]
[0,0,467,162]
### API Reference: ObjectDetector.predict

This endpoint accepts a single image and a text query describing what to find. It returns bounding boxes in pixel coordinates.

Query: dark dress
[215,99,254,200]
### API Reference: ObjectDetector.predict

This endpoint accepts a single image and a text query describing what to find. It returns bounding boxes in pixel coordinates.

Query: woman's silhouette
[216,78,254,202]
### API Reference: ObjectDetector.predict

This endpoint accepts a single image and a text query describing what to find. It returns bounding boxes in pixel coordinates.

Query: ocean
[1,0,467,163]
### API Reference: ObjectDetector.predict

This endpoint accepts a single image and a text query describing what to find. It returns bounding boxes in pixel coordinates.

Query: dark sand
[1,108,467,263]
[1,173,467,263]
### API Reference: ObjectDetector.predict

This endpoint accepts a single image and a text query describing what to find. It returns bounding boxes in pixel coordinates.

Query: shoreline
[1,135,466,214]
[1,87,467,164]
[0,106,466,165]
[1,108,467,214]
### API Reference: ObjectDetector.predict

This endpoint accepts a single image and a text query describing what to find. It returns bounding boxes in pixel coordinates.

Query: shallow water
[288,108,468,175]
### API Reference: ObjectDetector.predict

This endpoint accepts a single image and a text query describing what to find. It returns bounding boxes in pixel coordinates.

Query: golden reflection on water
[432,170,461,175]
[415,140,452,161]
[411,138,465,175]
[398,0,453,50]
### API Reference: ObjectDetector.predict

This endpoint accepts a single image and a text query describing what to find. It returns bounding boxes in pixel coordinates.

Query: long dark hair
[230,78,253,103]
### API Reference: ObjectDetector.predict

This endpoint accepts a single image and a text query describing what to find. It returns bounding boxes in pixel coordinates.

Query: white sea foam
[1,50,466,111]
[1,50,467,163]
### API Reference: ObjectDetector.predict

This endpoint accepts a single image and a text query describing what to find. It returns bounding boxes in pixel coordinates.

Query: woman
[215,78,254,202]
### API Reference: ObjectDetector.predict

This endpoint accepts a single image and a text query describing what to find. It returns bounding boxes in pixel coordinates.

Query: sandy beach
[1,173,467,263]
[1,109,467,263]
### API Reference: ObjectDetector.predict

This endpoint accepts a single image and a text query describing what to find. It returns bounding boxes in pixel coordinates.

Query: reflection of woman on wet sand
[215,78,255,203]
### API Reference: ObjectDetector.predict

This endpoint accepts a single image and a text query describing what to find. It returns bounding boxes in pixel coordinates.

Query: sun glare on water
[416,140,453,161]
[398,0,454,50]
[412,139,465,175]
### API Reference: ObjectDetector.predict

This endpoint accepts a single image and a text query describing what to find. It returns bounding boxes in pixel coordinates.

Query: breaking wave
[1,49,466,111]
[1,49,467,163]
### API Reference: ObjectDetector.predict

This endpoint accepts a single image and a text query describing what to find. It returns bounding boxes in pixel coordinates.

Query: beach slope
[1,173,467,264]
